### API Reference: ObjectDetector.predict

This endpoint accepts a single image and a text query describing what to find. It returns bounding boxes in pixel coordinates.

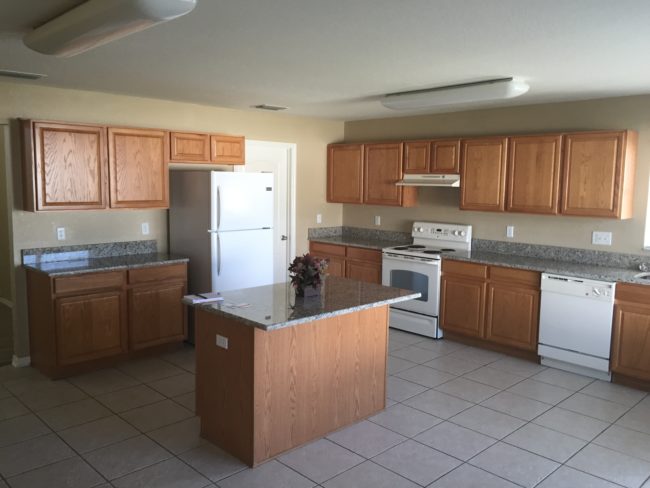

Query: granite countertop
[309,235,411,250]
[23,253,189,277]
[197,276,420,331]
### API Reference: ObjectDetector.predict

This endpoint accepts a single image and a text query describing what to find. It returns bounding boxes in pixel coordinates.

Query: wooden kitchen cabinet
[403,141,430,173]
[364,142,407,206]
[403,139,460,174]
[211,134,245,164]
[21,120,108,211]
[26,263,187,378]
[611,283,650,383]
[327,144,364,204]
[108,127,169,209]
[506,134,562,215]
[440,260,541,354]
[309,241,381,284]
[485,267,540,351]
[170,131,211,162]
[460,137,508,211]
[561,131,637,219]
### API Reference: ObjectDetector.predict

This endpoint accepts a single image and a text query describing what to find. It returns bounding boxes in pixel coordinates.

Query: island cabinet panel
[23,121,108,211]
[403,140,430,173]
[363,142,406,206]
[170,132,211,162]
[431,139,461,173]
[327,144,364,203]
[561,131,637,219]
[612,283,650,383]
[211,134,245,164]
[460,137,508,212]
[506,134,562,215]
[55,291,127,365]
[195,305,388,466]
[108,127,169,208]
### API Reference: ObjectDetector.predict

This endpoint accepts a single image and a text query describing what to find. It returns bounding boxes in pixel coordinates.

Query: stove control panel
[411,222,473,244]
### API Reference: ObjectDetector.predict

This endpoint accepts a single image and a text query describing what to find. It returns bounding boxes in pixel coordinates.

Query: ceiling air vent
[253,104,288,111]
[0,69,47,80]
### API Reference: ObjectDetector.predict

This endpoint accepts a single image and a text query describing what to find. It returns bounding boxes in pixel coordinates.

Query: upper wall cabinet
[169,131,245,164]
[328,143,416,207]
[22,120,108,211]
[561,131,637,219]
[403,139,460,174]
[506,134,563,215]
[460,137,508,211]
[108,127,169,209]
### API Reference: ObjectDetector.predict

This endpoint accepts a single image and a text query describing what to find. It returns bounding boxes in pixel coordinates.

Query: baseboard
[11,355,31,368]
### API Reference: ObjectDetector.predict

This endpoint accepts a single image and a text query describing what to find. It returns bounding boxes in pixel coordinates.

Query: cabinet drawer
[489,266,540,287]
[346,246,381,263]
[442,260,488,279]
[310,241,346,257]
[616,282,650,303]
[128,264,187,285]
[54,271,125,295]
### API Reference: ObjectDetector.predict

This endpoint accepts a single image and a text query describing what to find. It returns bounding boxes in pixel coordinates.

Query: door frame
[238,140,297,280]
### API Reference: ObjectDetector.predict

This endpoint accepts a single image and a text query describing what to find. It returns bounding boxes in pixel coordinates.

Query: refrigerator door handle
[217,233,221,276]
[216,185,221,231]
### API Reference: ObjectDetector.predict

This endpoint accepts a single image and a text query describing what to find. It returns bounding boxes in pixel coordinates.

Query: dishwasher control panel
[541,274,616,303]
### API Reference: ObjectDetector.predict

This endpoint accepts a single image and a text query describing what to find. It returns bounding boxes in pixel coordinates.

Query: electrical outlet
[216,334,229,349]
[506,225,515,239]
[316,213,322,224]
[56,227,66,241]
[592,231,613,246]
[374,215,381,226]
[141,222,150,235]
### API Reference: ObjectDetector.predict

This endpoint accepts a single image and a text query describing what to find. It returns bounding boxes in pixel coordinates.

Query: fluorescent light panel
[381,77,529,110]
[23,0,197,57]
[0,69,47,80]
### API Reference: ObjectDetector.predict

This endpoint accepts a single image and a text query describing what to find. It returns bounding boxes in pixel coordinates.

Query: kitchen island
[194,276,419,466]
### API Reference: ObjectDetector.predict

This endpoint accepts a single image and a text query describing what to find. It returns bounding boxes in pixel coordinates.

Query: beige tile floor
[1,331,650,487]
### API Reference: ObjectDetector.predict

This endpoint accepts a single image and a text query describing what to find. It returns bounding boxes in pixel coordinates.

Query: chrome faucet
[639,262,650,272]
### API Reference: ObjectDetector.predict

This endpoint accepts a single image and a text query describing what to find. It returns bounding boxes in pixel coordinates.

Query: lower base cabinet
[309,241,381,284]
[26,263,187,378]
[441,260,540,353]
[612,283,650,382]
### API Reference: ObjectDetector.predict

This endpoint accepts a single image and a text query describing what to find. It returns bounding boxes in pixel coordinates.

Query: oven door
[382,253,440,316]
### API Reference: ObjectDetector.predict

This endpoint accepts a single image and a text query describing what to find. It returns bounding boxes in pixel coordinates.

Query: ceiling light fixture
[23,0,197,57]
[253,104,289,111]
[380,77,529,111]
[0,69,47,80]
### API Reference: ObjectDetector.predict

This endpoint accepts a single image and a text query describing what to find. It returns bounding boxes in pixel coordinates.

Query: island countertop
[197,276,420,331]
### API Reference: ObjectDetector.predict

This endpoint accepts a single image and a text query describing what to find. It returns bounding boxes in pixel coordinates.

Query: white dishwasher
[538,273,616,381]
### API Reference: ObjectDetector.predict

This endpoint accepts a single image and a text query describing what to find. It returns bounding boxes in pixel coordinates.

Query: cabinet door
[327,144,364,203]
[108,127,169,208]
[561,131,627,218]
[403,141,430,173]
[431,139,460,174]
[29,121,107,211]
[211,134,245,164]
[170,132,210,162]
[460,137,508,211]
[346,260,381,284]
[55,290,126,365]
[612,301,650,381]
[440,275,485,338]
[485,282,539,351]
[506,135,562,214]
[363,142,408,206]
[129,282,187,350]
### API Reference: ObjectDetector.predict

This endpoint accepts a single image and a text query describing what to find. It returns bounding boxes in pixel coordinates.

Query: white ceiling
[1,0,650,120]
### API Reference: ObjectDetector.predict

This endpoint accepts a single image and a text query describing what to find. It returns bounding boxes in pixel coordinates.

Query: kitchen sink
[634,272,650,280]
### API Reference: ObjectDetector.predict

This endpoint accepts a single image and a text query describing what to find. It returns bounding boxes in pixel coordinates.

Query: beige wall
[1,81,344,359]
[344,95,650,256]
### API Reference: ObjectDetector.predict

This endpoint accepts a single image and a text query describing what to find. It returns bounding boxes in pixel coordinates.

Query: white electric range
[382,221,472,338]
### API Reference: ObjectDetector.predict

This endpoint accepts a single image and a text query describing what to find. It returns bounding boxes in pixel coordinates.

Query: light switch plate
[592,231,612,246]
[506,225,515,238]
[141,222,150,235]
[374,215,381,226]
[56,227,65,241]
[216,334,229,349]
[316,213,322,224]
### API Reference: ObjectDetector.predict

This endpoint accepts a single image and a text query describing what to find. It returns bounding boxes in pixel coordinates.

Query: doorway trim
[240,140,297,277]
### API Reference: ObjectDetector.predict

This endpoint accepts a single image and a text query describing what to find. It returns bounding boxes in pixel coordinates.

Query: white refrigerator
[169,171,274,295]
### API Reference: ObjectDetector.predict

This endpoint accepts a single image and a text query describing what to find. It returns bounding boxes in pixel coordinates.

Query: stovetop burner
[423,250,442,254]
[408,245,426,248]
[440,248,456,252]
[394,246,411,250]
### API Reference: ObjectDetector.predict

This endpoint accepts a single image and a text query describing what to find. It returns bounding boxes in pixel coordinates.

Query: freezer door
[210,229,274,292]
[211,172,274,231]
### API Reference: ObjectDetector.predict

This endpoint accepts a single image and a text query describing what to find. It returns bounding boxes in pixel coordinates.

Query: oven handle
[382,253,441,266]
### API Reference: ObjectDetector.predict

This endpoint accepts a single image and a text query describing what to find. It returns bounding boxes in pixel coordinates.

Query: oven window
[390,270,428,301]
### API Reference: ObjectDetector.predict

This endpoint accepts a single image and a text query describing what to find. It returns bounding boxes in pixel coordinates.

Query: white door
[238,141,295,284]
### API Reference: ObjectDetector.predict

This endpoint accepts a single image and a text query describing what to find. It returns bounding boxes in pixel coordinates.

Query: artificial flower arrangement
[288,253,328,297]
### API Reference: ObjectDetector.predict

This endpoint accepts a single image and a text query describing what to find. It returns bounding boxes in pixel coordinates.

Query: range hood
[396,174,460,187]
